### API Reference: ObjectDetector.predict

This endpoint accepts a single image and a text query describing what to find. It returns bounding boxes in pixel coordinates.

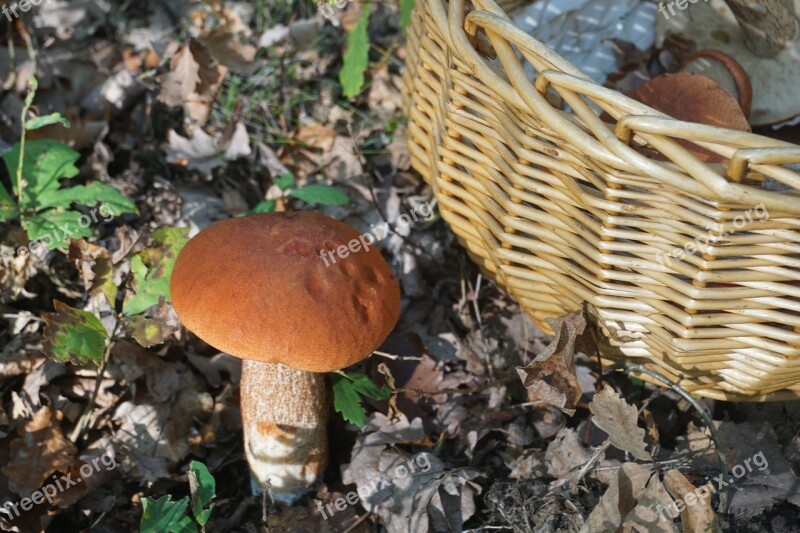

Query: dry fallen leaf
[295,123,336,152]
[163,123,251,174]
[582,463,675,533]
[516,311,586,415]
[158,43,201,107]
[545,427,593,480]
[1,406,78,496]
[589,384,651,461]
[199,20,257,73]
[185,39,229,127]
[342,414,480,533]
[662,469,719,532]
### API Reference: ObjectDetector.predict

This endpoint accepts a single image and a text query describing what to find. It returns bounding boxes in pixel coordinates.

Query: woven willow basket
[401,0,800,401]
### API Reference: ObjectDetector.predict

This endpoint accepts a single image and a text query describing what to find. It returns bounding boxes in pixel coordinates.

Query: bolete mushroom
[657,0,800,126]
[170,212,401,503]
[627,71,751,162]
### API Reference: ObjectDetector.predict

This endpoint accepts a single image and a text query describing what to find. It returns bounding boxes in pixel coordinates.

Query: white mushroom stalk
[240,361,327,503]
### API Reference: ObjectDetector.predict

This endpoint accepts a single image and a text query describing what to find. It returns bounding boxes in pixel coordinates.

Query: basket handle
[440,0,800,215]
[728,147,800,183]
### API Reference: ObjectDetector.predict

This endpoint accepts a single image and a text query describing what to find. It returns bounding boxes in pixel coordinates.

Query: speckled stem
[240,360,328,504]
[723,0,798,57]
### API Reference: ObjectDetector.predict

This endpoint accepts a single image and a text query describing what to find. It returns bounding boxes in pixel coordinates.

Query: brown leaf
[589,385,651,461]
[185,40,228,127]
[198,21,257,73]
[1,407,77,496]
[157,43,200,107]
[620,471,679,533]
[544,427,593,480]
[68,239,115,305]
[342,414,479,533]
[516,311,586,415]
[662,469,720,532]
[125,315,170,348]
[295,123,336,151]
[582,463,674,533]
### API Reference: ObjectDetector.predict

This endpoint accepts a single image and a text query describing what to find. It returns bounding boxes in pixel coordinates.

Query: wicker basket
[401,0,800,401]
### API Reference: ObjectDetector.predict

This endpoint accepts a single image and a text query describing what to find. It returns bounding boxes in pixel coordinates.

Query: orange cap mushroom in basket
[627,71,751,163]
[170,211,401,503]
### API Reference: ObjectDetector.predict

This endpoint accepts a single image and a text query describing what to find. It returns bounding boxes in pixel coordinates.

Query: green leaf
[188,461,216,526]
[126,315,171,348]
[37,181,138,215]
[0,140,80,209]
[0,183,18,222]
[289,184,349,206]
[400,0,414,30]
[140,495,197,533]
[332,374,367,426]
[344,372,392,400]
[23,211,94,249]
[273,173,295,191]
[339,4,371,99]
[25,113,71,131]
[42,301,108,366]
[124,227,190,316]
[244,200,276,215]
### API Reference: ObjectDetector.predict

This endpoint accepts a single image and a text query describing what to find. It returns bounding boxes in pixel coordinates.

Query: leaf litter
[0,0,799,531]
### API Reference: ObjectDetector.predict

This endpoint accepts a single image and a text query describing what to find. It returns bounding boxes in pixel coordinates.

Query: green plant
[244,171,349,215]
[140,461,217,533]
[339,4,372,99]
[331,371,392,426]
[0,76,138,249]
[338,0,414,99]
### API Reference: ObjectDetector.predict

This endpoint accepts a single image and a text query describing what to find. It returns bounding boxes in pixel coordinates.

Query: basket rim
[425,0,800,215]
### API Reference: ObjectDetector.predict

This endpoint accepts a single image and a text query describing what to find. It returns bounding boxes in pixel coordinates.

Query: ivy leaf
[23,211,94,250]
[124,227,190,316]
[140,495,197,533]
[42,301,108,366]
[289,184,349,206]
[188,461,216,527]
[339,4,371,99]
[0,140,80,209]
[25,112,71,131]
[332,374,367,426]
[400,0,414,30]
[273,173,295,191]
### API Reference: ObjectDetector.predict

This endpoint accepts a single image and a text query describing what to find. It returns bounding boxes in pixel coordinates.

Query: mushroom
[657,0,800,127]
[170,212,401,503]
[627,71,751,162]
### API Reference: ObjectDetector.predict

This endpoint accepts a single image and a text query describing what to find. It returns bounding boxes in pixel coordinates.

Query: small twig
[342,512,371,533]
[570,440,610,494]
[372,350,423,361]
[398,375,518,397]
[68,318,121,443]
[17,19,37,74]
[619,363,729,514]
[507,401,546,410]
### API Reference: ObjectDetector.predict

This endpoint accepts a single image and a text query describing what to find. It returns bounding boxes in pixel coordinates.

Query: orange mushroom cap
[170,212,401,372]
[627,71,750,162]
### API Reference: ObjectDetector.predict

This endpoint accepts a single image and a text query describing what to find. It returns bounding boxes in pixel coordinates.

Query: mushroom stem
[240,360,328,504]
[723,0,798,57]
